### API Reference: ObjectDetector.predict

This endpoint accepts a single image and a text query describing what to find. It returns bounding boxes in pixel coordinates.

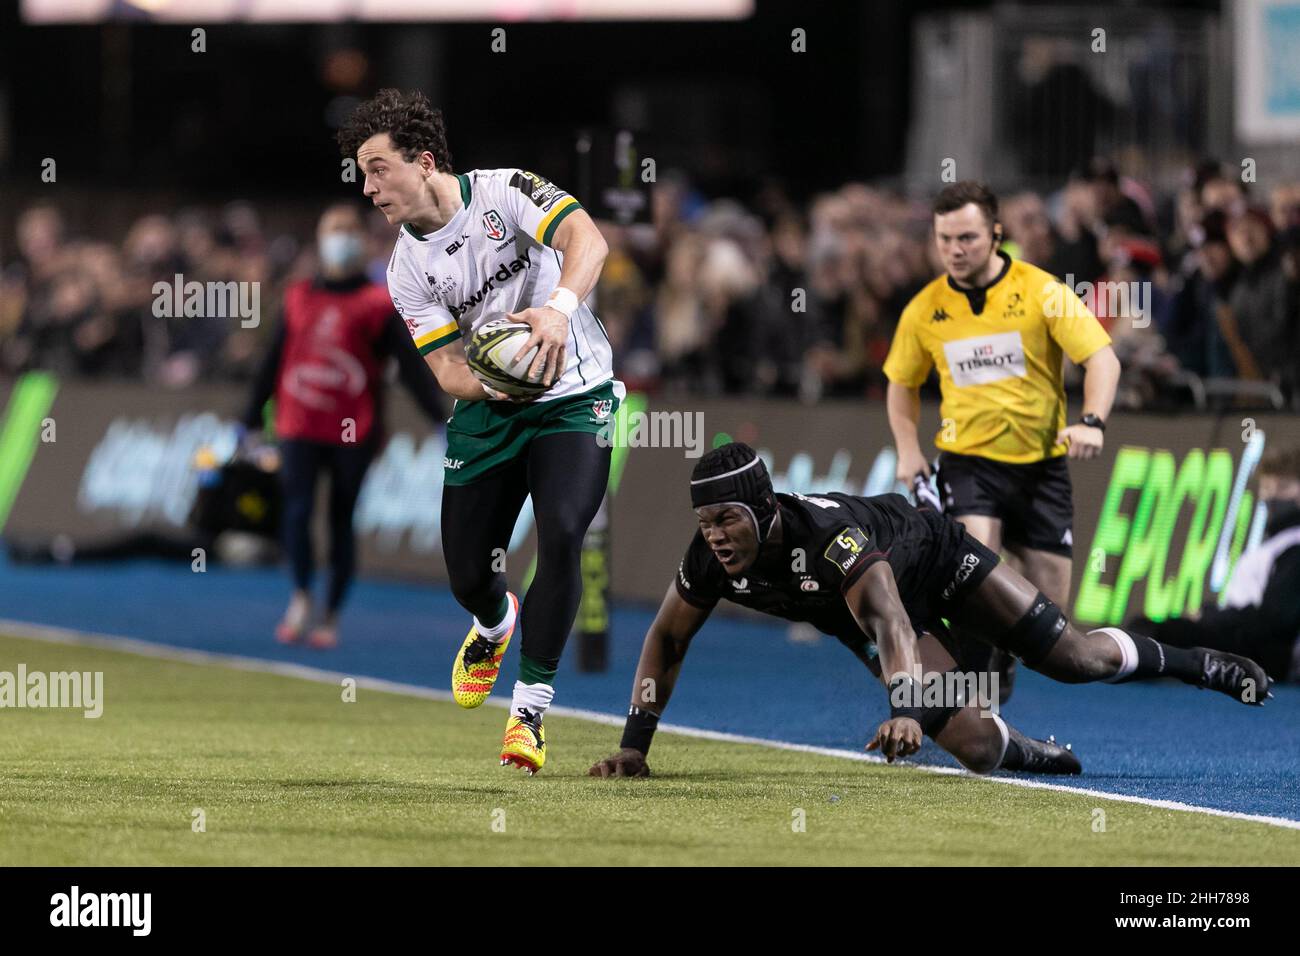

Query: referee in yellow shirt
[885,181,1120,694]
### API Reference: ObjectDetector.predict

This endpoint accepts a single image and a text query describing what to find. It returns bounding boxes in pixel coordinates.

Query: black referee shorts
[936,451,1074,557]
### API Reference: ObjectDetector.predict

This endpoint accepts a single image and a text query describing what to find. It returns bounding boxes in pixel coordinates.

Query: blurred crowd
[595,157,1300,410]
[1,203,313,388]
[4,157,1300,409]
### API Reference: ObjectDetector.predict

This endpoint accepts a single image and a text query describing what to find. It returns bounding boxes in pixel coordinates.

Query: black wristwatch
[1080,413,1106,432]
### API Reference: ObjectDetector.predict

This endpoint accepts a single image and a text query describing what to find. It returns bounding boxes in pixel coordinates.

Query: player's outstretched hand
[866,717,922,763]
[589,748,651,778]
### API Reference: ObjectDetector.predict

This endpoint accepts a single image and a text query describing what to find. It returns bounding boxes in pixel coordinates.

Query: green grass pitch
[1,632,1296,866]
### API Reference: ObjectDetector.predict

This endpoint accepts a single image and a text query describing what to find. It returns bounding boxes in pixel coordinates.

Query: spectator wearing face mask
[241,201,448,649]
[1132,445,1300,683]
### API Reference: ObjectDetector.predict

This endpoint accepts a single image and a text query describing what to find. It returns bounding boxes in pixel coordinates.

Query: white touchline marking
[3,616,1298,832]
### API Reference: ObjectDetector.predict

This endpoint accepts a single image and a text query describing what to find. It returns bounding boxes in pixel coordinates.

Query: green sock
[479,595,510,630]
[518,654,557,686]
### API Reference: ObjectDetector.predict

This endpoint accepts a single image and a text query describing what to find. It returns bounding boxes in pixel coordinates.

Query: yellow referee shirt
[883,253,1111,464]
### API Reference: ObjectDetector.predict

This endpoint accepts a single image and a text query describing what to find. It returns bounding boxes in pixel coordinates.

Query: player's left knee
[936,708,1001,774]
[953,734,1003,775]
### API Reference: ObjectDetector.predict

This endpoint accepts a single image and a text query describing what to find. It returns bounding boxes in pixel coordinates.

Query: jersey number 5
[792,492,840,510]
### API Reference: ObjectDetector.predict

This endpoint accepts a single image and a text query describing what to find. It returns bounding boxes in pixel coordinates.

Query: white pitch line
[3,616,1299,832]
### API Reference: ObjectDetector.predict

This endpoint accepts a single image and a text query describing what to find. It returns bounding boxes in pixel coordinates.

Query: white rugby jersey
[386,167,614,402]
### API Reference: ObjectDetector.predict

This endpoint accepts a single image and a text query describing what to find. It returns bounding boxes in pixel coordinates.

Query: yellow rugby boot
[500,708,546,775]
[451,592,518,708]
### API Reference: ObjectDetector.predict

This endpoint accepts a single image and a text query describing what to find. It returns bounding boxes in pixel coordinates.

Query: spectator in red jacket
[243,202,447,648]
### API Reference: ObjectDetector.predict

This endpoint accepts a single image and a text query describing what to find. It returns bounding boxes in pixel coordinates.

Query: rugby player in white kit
[340,88,623,774]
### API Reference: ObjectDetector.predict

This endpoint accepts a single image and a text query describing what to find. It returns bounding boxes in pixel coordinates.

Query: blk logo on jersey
[445,234,470,255]
[482,210,508,241]
[931,307,951,323]
[943,331,1027,387]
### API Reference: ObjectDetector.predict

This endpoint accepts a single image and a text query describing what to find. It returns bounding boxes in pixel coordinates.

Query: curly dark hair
[336,88,454,172]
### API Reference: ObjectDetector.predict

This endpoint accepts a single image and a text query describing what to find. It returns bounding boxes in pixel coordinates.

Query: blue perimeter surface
[1,552,1296,823]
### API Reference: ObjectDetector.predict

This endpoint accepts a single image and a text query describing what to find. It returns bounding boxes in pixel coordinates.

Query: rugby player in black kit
[590,443,1273,778]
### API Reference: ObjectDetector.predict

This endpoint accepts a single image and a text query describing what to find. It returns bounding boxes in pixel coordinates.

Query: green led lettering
[1144,450,1202,621]
[1171,449,1232,617]
[1075,447,1149,624]
[1112,450,1175,620]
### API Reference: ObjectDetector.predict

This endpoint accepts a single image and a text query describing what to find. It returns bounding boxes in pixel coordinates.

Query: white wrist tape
[545,287,580,319]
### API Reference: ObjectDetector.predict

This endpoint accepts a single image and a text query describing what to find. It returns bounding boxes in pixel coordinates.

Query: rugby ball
[465,315,550,399]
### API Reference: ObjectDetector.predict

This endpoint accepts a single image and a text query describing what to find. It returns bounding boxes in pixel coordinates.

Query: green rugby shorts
[442,379,623,485]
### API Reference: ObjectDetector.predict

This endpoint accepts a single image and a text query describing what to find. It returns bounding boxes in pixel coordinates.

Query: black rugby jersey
[675,491,984,638]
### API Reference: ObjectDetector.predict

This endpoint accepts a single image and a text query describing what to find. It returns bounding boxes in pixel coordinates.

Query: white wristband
[545,287,580,319]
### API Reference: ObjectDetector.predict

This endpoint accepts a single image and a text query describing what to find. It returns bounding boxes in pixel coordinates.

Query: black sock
[1115,632,1204,683]
[998,728,1027,771]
